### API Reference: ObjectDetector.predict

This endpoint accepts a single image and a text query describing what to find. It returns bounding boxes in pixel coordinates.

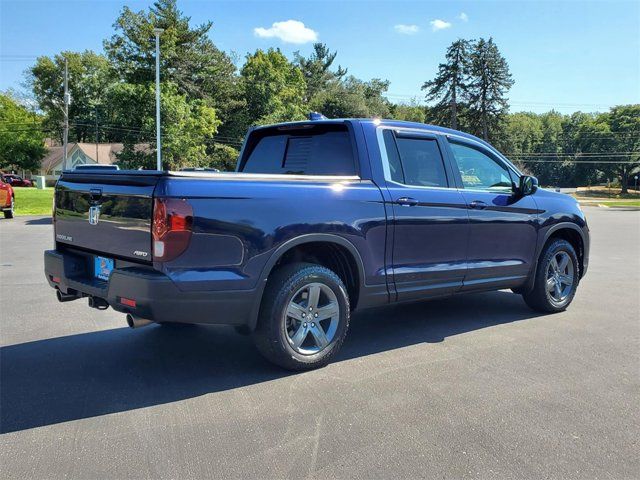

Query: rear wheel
[3,197,14,219]
[523,239,579,313]
[252,262,350,370]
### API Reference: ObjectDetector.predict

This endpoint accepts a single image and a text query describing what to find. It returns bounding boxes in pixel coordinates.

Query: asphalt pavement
[1,207,638,479]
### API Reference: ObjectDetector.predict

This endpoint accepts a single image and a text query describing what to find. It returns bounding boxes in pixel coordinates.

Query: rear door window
[241,125,356,176]
[383,132,449,188]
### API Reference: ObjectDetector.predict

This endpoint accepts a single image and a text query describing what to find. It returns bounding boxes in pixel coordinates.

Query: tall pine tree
[421,39,471,130]
[467,38,514,141]
[294,43,347,103]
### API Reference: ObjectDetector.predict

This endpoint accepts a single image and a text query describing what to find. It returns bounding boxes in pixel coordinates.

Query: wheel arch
[247,234,366,330]
[524,222,587,293]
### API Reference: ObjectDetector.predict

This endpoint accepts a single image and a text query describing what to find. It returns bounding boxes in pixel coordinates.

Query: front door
[380,129,469,302]
[445,138,539,290]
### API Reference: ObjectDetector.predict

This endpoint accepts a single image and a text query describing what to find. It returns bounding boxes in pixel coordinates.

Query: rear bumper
[44,250,255,326]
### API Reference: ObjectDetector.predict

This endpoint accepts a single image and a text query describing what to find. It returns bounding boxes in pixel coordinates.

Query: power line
[508,152,639,156]
[513,160,640,164]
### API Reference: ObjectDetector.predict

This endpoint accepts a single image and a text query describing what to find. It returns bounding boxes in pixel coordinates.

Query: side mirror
[518,175,538,196]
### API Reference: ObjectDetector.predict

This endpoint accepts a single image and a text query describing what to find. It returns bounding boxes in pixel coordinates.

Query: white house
[39,142,149,184]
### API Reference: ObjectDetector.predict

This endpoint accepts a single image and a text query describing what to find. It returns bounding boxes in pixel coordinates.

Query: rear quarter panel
[155,175,388,293]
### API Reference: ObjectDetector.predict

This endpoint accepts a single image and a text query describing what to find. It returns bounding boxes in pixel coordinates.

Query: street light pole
[62,57,69,171]
[153,28,164,171]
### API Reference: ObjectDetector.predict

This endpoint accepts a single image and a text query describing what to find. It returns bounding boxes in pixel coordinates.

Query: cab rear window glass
[241,125,356,176]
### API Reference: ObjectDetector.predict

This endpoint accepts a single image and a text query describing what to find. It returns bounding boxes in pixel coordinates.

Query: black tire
[3,197,14,219]
[523,239,579,313]
[252,262,350,371]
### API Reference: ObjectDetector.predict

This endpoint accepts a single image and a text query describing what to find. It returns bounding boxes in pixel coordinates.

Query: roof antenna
[308,112,328,121]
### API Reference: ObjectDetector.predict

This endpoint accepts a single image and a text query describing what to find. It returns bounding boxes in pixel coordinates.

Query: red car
[1,173,33,187]
[0,177,14,218]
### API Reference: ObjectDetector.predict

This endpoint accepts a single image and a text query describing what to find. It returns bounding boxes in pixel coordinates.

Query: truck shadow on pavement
[1,291,542,433]
[24,216,52,225]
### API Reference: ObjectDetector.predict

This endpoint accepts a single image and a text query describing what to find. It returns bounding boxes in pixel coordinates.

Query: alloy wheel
[283,282,340,355]
[546,251,574,304]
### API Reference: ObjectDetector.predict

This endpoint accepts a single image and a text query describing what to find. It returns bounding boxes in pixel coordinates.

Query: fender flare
[523,222,587,293]
[247,234,366,330]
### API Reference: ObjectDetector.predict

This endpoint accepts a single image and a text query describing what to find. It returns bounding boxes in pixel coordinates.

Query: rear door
[54,172,161,261]
[379,129,469,301]
[444,137,538,290]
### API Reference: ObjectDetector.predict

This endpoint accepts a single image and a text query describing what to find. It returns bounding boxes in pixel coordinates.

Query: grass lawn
[574,187,640,199]
[12,187,54,216]
[597,200,640,207]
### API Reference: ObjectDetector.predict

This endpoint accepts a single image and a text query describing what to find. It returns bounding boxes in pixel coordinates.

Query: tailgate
[54,172,161,261]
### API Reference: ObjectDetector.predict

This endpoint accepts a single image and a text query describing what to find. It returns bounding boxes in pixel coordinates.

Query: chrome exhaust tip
[126,314,153,329]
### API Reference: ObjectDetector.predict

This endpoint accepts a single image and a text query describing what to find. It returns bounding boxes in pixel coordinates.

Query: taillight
[152,198,193,261]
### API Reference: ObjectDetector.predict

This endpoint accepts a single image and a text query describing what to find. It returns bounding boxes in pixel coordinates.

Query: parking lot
[1,206,638,479]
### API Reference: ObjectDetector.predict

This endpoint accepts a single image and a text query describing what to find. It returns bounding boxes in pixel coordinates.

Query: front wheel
[3,197,14,219]
[252,263,350,370]
[523,239,579,313]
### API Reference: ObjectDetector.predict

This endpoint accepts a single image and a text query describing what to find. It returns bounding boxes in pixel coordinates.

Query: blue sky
[1,0,639,113]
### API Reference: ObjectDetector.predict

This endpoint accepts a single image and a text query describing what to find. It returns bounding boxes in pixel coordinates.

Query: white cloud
[458,12,469,22]
[430,19,452,31]
[254,20,318,44]
[394,24,420,35]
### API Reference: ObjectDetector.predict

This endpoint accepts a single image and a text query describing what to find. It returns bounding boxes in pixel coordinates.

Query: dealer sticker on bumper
[94,256,114,281]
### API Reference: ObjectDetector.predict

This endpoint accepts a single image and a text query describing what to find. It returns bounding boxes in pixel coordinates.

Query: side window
[382,130,405,183]
[450,142,513,192]
[384,133,449,188]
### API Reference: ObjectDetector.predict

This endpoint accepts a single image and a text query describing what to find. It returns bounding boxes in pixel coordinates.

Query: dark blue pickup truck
[45,119,589,369]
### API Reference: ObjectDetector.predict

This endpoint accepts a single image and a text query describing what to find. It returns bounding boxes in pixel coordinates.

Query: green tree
[534,111,573,186]
[422,39,471,130]
[111,82,220,170]
[467,38,514,141]
[309,76,391,119]
[309,81,368,118]
[503,112,543,154]
[294,43,347,103]
[207,143,238,171]
[240,48,307,126]
[29,51,114,142]
[559,112,599,186]
[576,105,640,193]
[0,93,46,172]
[104,0,239,136]
[390,100,426,123]
[104,0,236,102]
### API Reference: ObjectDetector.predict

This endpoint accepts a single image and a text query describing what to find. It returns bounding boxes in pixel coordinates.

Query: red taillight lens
[119,297,136,308]
[152,198,193,261]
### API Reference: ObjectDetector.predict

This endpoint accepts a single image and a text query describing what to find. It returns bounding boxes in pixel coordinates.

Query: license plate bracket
[94,256,114,281]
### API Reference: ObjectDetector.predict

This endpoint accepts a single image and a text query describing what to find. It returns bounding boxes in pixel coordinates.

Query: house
[39,142,149,184]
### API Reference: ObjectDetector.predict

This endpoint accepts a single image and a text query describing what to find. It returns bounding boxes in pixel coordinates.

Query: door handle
[396,197,419,207]
[469,200,488,209]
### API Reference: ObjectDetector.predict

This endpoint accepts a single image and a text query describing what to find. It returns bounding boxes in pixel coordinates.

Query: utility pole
[94,105,99,163]
[62,57,69,171]
[153,28,164,171]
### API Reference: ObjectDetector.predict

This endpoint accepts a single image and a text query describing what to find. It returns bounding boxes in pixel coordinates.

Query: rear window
[240,124,356,176]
